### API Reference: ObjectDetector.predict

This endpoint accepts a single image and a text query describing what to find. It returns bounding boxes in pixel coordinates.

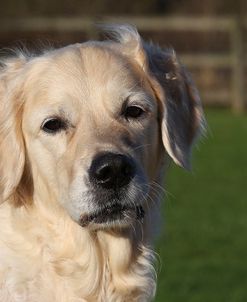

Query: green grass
[155,109,247,302]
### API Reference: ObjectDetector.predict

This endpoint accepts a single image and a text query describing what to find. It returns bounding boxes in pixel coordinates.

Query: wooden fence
[0,16,246,112]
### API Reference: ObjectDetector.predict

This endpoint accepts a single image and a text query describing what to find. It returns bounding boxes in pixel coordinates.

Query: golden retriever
[0,25,204,301]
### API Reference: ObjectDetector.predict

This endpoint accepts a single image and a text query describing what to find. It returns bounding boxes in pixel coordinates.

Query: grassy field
[155,109,247,302]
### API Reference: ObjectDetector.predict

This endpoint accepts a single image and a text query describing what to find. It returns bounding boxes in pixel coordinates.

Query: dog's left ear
[143,46,205,169]
[104,25,205,169]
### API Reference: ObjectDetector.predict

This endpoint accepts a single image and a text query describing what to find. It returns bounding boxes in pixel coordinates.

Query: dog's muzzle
[79,152,145,227]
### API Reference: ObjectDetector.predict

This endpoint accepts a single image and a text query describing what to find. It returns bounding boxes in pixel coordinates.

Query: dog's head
[0,25,204,229]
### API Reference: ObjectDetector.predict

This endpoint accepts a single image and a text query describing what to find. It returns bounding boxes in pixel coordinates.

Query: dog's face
[22,45,161,228]
[0,26,204,229]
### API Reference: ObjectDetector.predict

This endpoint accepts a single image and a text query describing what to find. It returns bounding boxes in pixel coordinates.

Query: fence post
[231,17,245,113]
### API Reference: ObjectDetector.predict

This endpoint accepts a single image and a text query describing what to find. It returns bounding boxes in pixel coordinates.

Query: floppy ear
[103,25,205,169]
[143,46,205,169]
[0,55,27,203]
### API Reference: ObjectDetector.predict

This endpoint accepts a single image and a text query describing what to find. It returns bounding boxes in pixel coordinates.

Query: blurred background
[0,0,246,301]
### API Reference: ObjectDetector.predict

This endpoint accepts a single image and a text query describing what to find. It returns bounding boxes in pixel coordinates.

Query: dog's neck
[2,196,157,301]
[2,159,166,301]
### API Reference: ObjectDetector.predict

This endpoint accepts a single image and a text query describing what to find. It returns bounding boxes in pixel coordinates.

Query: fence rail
[0,16,246,112]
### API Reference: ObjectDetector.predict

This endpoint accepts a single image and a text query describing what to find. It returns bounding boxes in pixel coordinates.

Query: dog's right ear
[0,55,27,203]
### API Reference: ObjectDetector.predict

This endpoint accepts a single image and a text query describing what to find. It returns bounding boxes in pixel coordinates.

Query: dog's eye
[124,106,145,120]
[41,118,67,134]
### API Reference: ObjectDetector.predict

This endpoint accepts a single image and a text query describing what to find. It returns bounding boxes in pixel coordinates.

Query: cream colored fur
[0,25,204,301]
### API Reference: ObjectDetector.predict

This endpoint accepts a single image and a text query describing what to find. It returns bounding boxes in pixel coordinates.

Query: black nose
[89,153,136,189]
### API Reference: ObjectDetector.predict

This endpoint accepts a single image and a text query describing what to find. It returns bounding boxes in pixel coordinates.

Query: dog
[0,25,204,301]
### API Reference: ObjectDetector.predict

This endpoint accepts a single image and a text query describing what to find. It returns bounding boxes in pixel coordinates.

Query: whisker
[132,143,152,151]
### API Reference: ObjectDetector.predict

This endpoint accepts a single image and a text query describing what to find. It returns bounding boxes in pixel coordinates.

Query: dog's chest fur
[0,204,155,302]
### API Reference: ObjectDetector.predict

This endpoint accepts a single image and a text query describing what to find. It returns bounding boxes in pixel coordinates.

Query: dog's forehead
[35,44,147,106]
[23,43,155,133]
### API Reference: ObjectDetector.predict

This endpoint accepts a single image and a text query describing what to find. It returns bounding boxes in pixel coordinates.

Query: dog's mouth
[79,204,145,227]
